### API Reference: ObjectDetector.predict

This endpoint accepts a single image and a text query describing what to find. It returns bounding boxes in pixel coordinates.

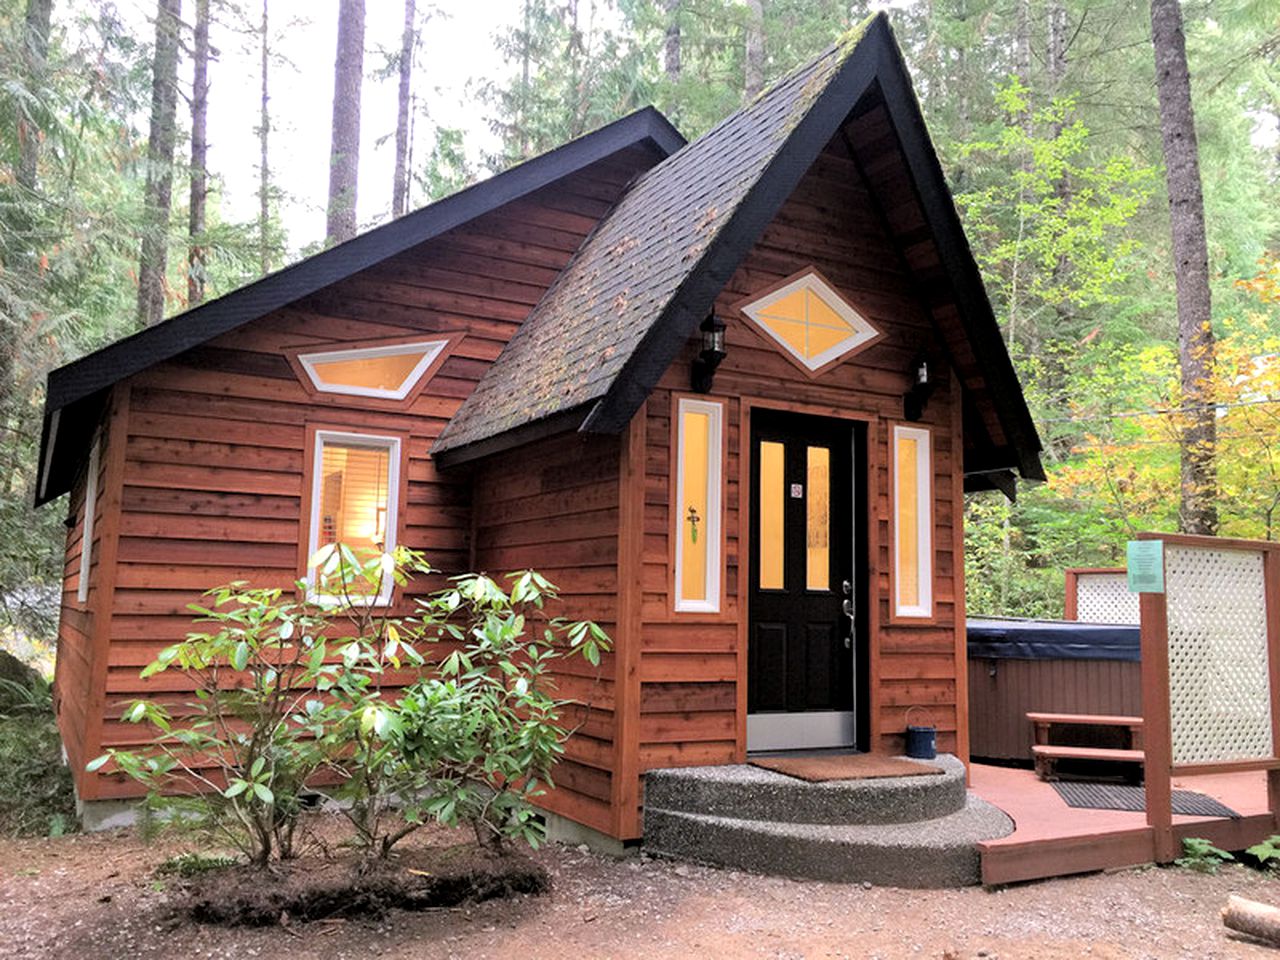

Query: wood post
[1139,572,1176,862]
[1264,551,1280,831]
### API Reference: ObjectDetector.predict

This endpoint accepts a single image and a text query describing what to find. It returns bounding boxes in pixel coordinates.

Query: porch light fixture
[904,354,935,422]
[691,314,727,394]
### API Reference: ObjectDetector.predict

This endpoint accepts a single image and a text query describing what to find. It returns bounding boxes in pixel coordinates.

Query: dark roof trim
[870,39,1044,482]
[35,107,685,505]
[431,405,591,470]
[574,33,882,438]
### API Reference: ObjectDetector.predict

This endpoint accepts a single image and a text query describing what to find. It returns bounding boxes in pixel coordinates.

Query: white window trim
[297,340,448,400]
[77,435,101,604]
[306,430,401,607]
[739,272,881,372]
[674,397,723,614]
[892,424,933,619]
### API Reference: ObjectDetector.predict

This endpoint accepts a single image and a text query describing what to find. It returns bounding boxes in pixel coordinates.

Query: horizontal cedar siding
[84,154,650,801]
[469,430,622,837]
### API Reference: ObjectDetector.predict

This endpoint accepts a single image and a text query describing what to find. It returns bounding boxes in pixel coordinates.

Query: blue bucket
[904,706,937,760]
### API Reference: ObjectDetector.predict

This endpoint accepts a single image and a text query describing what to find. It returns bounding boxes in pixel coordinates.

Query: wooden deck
[971,762,1279,885]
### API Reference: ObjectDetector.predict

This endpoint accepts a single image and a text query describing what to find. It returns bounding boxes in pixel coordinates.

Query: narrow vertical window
[675,398,723,613]
[806,446,830,591]
[77,436,101,604]
[758,440,785,590]
[892,424,932,618]
[307,431,401,605]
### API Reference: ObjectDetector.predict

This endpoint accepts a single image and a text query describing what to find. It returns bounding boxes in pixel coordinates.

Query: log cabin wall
[618,132,968,837]
[75,149,658,803]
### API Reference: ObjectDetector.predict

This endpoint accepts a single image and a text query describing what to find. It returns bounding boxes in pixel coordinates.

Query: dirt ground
[3,818,1280,959]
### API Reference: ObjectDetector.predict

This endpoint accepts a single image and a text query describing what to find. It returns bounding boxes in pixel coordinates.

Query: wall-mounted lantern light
[691,314,727,394]
[904,354,935,422]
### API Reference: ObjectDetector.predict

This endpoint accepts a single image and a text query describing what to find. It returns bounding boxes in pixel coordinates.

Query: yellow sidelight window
[806,446,830,591]
[298,340,448,400]
[675,398,723,613]
[758,441,785,590]
[738,270,882,372]
[307,431,400,605]
[892,425,932,618]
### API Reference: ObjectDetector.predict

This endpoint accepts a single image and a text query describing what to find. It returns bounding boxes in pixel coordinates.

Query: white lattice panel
[1166,545,1273,765]
[1075,572,1140,624]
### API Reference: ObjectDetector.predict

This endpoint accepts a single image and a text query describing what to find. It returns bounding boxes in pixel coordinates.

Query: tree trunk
[1222,896,1280,945]
[1015,0,1030,91]
[1150,0,1217,535]
[136,0,182,329]
[663,0,680,82]
[744,0,764,100]
[17,0,53,194]
[326,0,365,245]
[188,0,210,306]
[258,0,271,274]
[392,0,415,218]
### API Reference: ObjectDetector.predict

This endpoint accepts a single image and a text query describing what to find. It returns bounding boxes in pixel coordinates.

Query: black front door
[747,411,864,751]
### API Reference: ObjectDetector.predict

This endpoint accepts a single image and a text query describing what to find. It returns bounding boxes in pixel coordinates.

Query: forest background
[1,0,1278,662]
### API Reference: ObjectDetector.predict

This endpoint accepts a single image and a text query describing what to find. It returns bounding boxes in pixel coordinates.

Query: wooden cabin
[36,15,1043,841]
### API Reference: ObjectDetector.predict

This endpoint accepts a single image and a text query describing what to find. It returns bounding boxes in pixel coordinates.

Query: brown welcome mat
[749,753,943,782]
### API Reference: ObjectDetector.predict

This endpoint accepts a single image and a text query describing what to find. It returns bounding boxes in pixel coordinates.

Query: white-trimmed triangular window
[738,269,882,373]
[297,340,449,400]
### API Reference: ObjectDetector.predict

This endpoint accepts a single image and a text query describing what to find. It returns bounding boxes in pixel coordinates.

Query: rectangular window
[77,436,101,604]
[806,445,830,591]
[307,430,401,605]
[892,424,932,618]
[758,440,785,590]
[674,398,723,613]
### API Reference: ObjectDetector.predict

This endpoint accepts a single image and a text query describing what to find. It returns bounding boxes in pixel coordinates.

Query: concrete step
[643,795,1014,888]
[643,753,967,825]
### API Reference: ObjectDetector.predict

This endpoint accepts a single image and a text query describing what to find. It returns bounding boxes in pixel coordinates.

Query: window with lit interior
[297,340,449,400]
[674,397,724,613]
[306,431,400,605]
[892,424,932,619]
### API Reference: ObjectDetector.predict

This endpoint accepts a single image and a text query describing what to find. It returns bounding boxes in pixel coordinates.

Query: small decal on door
[790,483,804,498]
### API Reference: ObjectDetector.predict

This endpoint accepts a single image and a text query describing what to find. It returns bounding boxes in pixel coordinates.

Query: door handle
[842,598,855,620]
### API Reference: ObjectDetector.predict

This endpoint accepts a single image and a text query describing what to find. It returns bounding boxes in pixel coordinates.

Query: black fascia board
[576,22,885,437]
[429,405,592,470]
[870,36,1045,482]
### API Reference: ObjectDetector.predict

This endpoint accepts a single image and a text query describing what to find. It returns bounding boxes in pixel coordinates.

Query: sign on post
[1127,539,1164,594]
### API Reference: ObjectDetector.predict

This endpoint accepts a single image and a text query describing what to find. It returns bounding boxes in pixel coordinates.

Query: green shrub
[97,545,610,866]
[0,674,78,837]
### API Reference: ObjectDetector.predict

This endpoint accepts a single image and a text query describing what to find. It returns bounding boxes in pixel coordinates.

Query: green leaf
[252,782,274,804]
[230,641,249,672]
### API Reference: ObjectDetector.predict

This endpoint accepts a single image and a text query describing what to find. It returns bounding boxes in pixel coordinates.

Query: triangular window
[297,340,449,400]
[738,270,882,374]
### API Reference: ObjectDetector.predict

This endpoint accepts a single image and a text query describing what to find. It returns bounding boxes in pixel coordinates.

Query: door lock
[841,579,852,596]
[843,636,853,650]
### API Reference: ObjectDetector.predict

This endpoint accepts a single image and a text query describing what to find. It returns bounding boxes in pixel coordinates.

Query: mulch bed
[185,843,549,926]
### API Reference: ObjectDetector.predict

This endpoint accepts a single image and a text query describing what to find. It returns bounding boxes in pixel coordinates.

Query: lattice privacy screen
[1075,572,1140,625]
[1166,544,1273,765]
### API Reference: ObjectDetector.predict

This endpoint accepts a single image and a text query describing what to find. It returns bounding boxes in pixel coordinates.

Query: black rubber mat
[1052,780,1239,818]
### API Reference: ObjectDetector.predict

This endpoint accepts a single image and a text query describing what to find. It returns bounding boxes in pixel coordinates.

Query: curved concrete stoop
[642,754,1013,887]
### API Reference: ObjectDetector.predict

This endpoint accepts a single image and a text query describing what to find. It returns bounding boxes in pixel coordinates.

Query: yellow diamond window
[738,270,881,373]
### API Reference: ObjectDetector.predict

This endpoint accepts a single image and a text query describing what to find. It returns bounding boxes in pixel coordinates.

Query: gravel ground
[3,819,1280,959]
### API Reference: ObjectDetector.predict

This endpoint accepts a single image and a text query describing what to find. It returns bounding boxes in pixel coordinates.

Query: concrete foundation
[540,810,634,857]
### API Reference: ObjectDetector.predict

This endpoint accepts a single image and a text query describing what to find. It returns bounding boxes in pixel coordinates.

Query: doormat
[1052,781,1240,819]
[749,754,943,782]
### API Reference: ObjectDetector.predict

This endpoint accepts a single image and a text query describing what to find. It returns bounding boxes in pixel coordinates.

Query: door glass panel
[896,435,920,608]
[806,446,830,591]
[759,440,785,589]
[680,409,711,603]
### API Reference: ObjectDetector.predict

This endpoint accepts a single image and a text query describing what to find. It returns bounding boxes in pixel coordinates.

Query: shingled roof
[431,14,1043,488]
[35,107,684,506]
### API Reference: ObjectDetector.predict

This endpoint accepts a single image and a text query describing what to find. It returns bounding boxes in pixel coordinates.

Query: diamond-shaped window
[298,340,449,400]
[738,270,882,373]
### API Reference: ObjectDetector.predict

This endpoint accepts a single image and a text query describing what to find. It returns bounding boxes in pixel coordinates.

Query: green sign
[1127,539,1165,594]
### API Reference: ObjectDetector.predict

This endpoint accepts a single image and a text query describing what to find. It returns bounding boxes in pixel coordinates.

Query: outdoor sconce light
[691,314,727,394]
[904,354,935,422]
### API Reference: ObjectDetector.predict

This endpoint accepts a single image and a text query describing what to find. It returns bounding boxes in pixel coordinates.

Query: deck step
[645,795,1014,888]
[1026,712,1142,728]
[643,753,967,826]
[1030,745,1144,762]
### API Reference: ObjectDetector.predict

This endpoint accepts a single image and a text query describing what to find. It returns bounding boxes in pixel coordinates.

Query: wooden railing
[1138,532,1280,860]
